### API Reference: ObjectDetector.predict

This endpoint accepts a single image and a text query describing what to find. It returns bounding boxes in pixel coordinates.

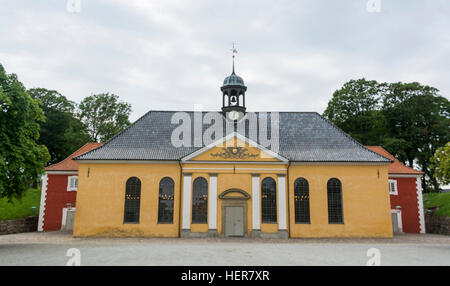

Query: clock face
[227,111,240,121]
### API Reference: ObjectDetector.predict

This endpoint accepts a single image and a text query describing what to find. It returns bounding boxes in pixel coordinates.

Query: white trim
[236,168,286,172]
[209,175,218,230]
[277,175,287,230]
[182,174,192,230]
[61,207,76,229]
[389,174,422,178]
[37,174,48,232]
[389,179,398,195]
[252,175,261,230]
[290,162,390,166]
[391,209,403,233]
[67,176,78,192]
[73,160,179,164]
[182,161,289,165]
[181,132,288,162]
[45,171,78,175]
[183,167,234,171]
[416,177,426,234]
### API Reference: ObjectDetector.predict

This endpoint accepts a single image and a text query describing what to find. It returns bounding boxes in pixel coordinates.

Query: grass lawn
[0,189,41,220]
[423,192,450,217]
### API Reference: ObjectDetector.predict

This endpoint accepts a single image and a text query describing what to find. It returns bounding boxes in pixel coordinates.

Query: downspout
[178,160,183,237]
[286,161,291,238]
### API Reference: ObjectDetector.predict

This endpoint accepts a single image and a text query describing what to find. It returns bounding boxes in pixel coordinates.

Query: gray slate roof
[74,111,391,163]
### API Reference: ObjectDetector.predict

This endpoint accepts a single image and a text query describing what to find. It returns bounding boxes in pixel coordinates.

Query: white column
[182,174,192,230]
[209,174,218,230]
[277,175,287,230]
[37,174,48,232]
[252,175,260,230]
[416,177,426,234]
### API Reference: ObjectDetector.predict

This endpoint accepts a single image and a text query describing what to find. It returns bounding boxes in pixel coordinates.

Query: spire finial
[230,42,238,74]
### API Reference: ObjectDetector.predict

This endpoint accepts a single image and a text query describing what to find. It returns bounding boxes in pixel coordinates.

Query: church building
[72,60,394,238]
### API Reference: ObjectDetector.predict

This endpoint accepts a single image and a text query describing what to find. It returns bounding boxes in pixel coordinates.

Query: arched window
[124,177,141,223]
[327,178,343,224]
[158,177,175,224]
[294,178,310,223]
[192,177,208,224]
[261,177,277,223]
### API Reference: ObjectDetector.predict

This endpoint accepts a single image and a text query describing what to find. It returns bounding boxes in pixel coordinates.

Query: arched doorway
[219,189,250,237]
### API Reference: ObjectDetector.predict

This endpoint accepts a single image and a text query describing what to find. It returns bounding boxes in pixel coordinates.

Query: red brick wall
[389,177,420,233]
[43,174,77,231]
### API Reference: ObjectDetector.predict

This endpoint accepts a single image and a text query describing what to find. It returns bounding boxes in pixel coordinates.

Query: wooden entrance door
[225,206,245,237]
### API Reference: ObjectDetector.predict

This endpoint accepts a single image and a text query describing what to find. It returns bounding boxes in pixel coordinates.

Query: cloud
[0,0,449,121]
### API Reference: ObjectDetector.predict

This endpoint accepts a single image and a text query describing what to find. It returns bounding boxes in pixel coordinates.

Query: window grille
[192,177,208,224]
[389,180,398,195]
[67,176,78,191]
[327,178,343,224]
[261,177,277,223]
[294,178,310,223]
[158,177,175,223]
[124,177,141,223]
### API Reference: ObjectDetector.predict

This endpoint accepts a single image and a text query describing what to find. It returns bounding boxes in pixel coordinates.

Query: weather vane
[230,43,238,58]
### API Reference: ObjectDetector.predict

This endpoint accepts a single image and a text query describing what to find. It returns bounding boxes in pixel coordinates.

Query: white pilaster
[277,175,287,230]
[252,175,260,230]
[209,175,217,230]
[416,177,426,234]
[37,174,48,232]
[182,174,192,230]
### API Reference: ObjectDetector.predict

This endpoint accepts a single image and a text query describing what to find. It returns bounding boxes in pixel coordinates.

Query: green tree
[78,93,131,142]
[324,79,450,192]
[29,88,91,164]
[430,142,450,186]
[382,83,450,192]
[0,64,50,200]
[323,78,390,145]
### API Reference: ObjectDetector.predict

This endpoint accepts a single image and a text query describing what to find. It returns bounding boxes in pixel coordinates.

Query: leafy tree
[78,93,131,142]
[324,79,450,192]
[323,78,390,145]
[382,83,450,192]
[430,142,450,186]
[0,64,50,200]
[29,88,91,164]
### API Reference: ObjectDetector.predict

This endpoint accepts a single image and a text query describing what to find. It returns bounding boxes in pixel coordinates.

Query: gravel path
[0,232,449,266]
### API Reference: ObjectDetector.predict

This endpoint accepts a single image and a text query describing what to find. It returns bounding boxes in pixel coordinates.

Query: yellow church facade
[73,134,393,238]
[72,65,393,238]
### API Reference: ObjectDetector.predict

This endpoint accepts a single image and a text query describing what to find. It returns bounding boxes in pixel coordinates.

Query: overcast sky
[1,0,449,121]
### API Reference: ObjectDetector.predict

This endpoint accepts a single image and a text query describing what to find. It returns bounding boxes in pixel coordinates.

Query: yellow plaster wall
[73,163,181,237]
[288,164,393,238]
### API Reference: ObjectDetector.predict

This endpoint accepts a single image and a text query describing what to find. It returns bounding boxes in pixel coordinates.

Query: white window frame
[389,179,398,195]
[67,176,78,192]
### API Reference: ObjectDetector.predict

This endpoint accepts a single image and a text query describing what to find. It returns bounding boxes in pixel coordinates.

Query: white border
[252,175,261,230]
[389,179,398,195]
[277,175,287,230]
[416,177,426,234]
[37,174,48,232]
[182,174,192,230]
[67,175,78,192]
[209,175,217,230]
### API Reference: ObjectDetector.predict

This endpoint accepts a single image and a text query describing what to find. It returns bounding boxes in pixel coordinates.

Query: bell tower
[221,46,247,121]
